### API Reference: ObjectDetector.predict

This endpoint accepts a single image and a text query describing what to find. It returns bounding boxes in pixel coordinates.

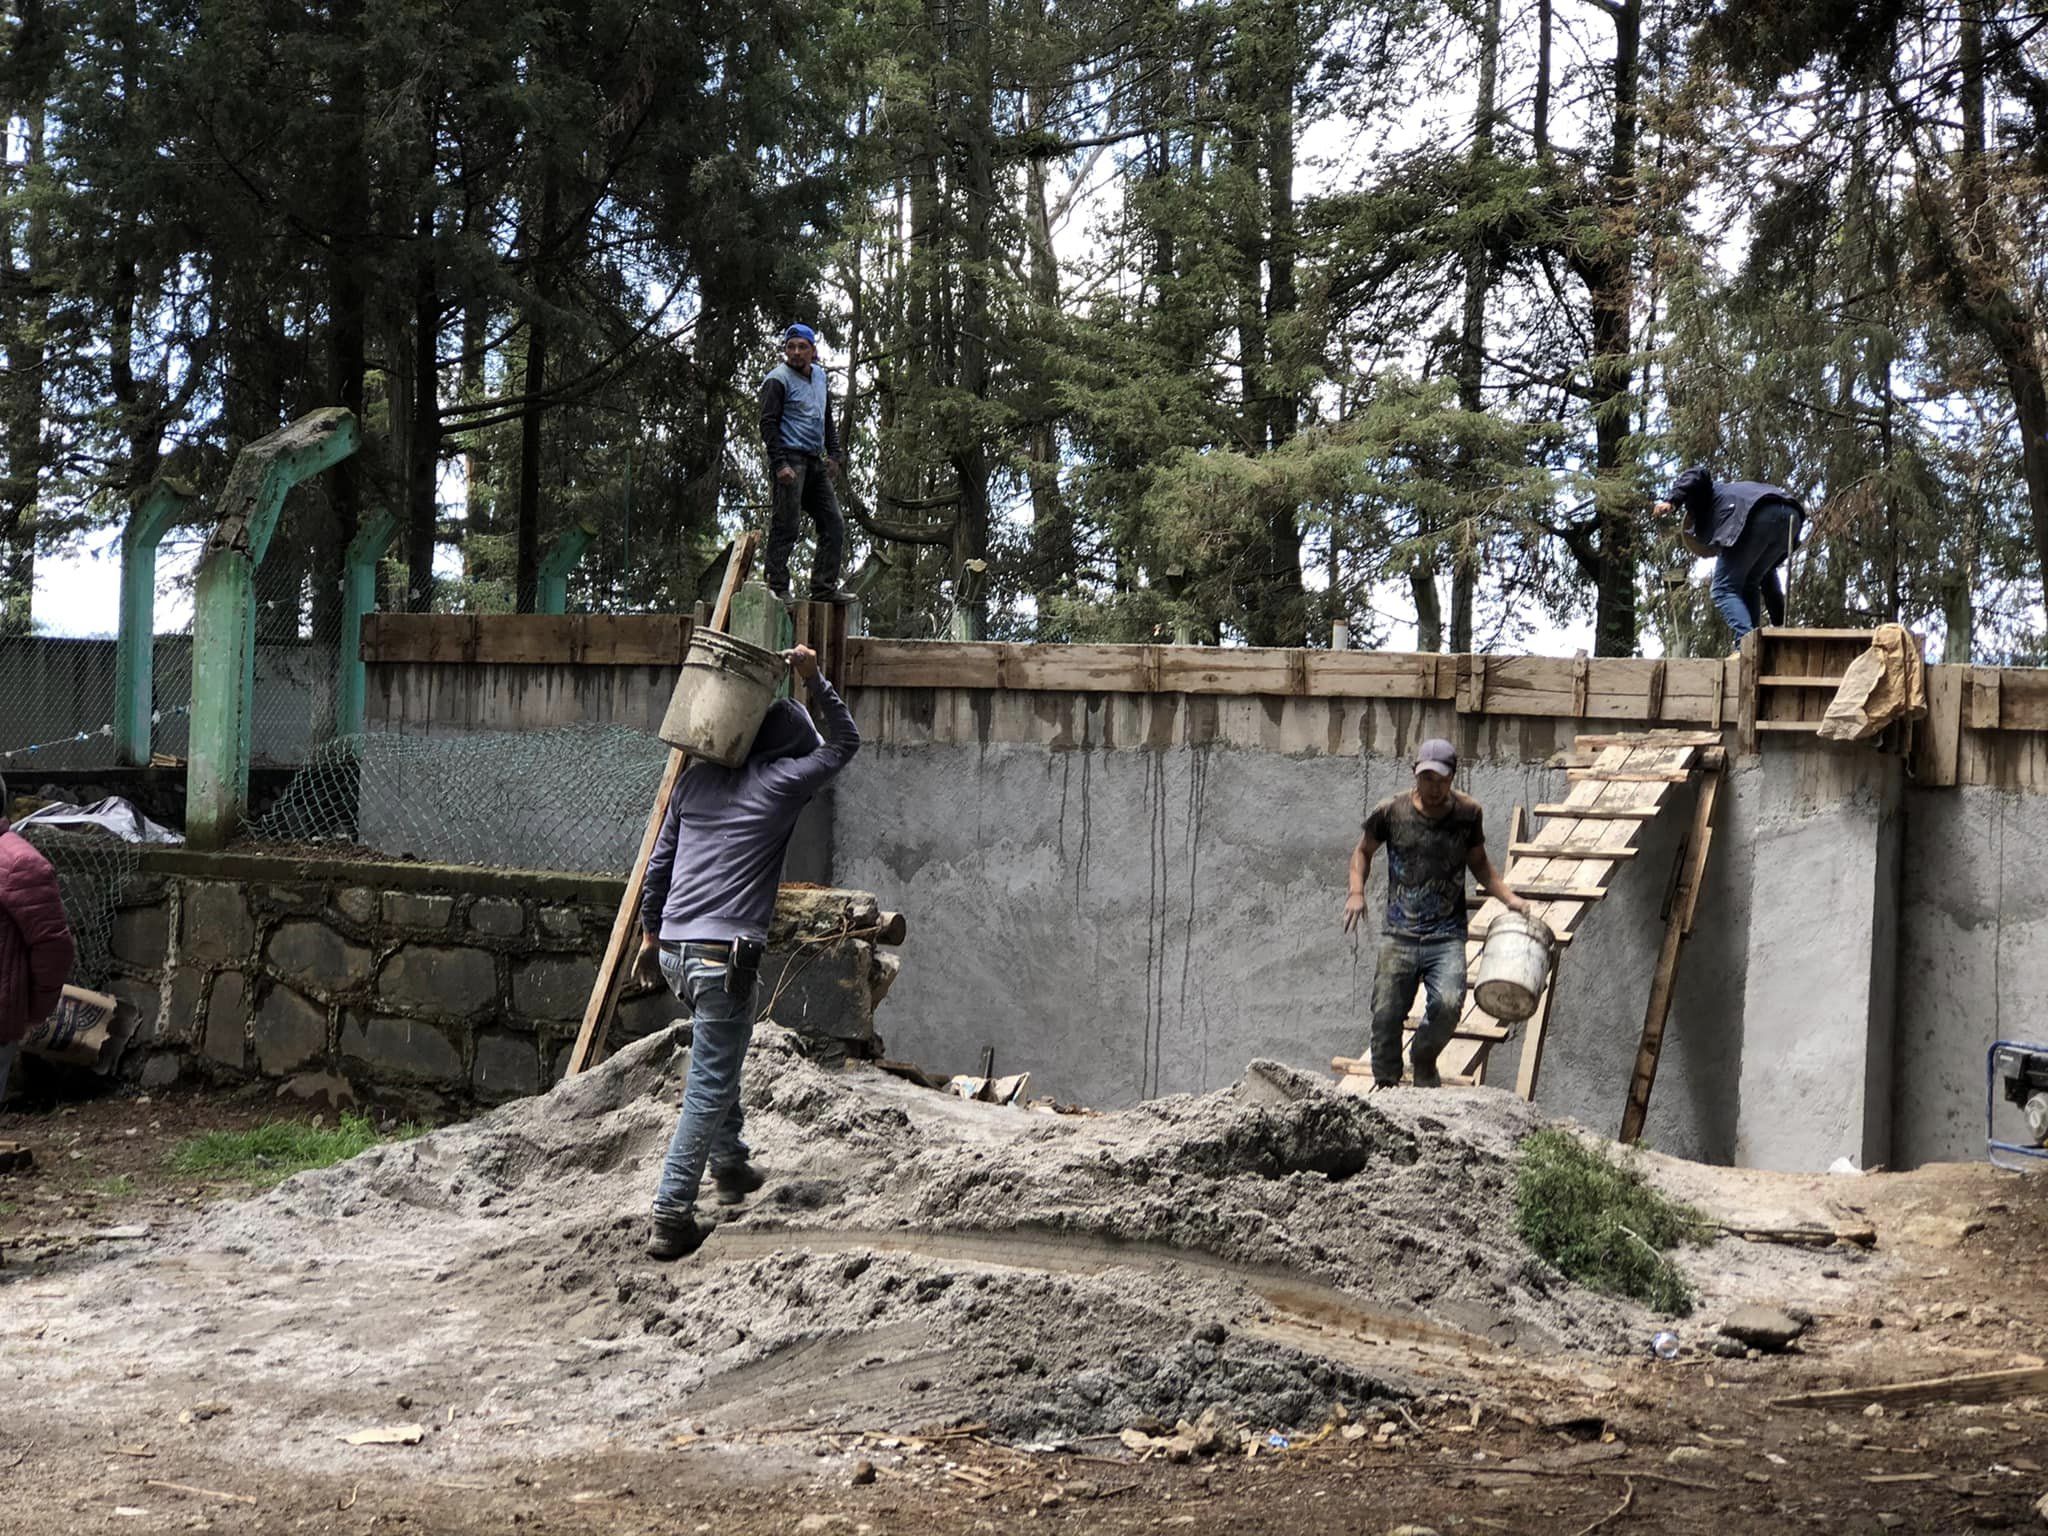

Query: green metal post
[536,521,596,615]
[338,508,399,738]
[188,408,360,849]
[112,482,193,765]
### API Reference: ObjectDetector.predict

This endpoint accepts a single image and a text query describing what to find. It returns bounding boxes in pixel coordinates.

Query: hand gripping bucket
[657,629,789,767]
[1472,910,1557,1024]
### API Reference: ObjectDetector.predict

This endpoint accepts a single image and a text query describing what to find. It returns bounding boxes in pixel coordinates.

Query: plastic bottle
[1650,1331,1680,1360]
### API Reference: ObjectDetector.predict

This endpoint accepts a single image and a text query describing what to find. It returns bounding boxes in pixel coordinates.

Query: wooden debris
[144,1480,256,1505]
[341,1423,426,1446]
[1773,1365,2048,1410]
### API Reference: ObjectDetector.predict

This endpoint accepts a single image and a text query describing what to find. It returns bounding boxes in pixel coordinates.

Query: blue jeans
[650,945,756,1222]
[1710,500,1797,642]
[1369,936,1467,1086]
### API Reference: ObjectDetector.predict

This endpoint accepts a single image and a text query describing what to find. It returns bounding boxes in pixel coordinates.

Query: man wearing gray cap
[1343,739,1526,1088]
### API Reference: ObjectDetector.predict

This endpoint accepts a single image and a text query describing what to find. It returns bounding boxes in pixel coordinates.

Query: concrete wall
[830,689,1745,1162]
[1735,752,1903,1170]
[1896,787,2048,1166]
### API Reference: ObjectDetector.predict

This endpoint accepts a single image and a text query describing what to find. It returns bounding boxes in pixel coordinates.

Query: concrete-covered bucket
[1472,910,1557,1023]
[658,629,789,766]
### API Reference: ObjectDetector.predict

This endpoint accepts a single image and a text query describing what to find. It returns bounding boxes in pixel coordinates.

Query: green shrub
[1514,1128,1711,1315]
[169,1113,420,1186]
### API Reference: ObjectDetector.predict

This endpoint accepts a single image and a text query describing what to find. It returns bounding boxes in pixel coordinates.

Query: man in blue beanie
[634,643,860,1260]
[759,324,853,604]
[1657,466,1806,643]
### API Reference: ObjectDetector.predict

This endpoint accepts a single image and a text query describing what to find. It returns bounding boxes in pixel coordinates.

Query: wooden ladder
[1333,729,1725,1104]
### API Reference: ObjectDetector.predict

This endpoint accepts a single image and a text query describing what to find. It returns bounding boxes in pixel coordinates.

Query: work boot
[807,585,857,605]
[712,1162,766,1206]
[766,580,792,603]
[1408,1058,1443,1090]
[646,1213,706,1262]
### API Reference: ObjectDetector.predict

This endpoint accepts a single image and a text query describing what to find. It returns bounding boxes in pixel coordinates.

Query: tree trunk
[406,204,441,612]
[1584,0,1642,657]
[514,169,559,613]
[0,99,47,635]
[1452,0,1502,655]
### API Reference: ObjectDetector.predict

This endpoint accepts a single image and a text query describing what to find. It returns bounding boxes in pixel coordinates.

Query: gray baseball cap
[1414,738,1457,777]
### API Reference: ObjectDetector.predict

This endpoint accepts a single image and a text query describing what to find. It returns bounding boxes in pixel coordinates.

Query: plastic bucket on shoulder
[658,629,789,766]
[1472,910,1557,1024]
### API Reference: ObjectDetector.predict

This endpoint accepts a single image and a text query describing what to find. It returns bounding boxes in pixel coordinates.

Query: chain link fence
[253,724,670,874]
[13,825,142,991]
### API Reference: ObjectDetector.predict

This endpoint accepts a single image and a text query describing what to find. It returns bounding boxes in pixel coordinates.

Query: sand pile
[112,1028,1651,1450]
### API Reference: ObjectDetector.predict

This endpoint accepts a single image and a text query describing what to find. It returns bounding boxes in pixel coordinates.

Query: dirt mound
[25,1033,1658,1467]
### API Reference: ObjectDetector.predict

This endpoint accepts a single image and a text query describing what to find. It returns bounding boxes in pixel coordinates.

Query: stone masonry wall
[103,851,680,1114]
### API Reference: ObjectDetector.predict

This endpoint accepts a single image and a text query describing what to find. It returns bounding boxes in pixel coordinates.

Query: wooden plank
[1758,675,1848,688]
[359,613,695,666]
[1737,630,1760,756]
[1994,668,2048,730]
[1571,730,1723,749]
[1758,626,1875,641]
[1917,665,1964,787]
[1301,651,1442,700]
[1154,647,1303,695]
[1753,719,1826,733]
[1532,803,1660,820]
[1508,883,1610,901]
[567,531,760,1076]
[1508,842,1639,860]
[1772,1365,2048,1412]
[1618,766,1722,1143]
[1966,667,2001,730]
[843,639,1000,690]
[1513,945,1560,1103]
[1567,768,1694,782]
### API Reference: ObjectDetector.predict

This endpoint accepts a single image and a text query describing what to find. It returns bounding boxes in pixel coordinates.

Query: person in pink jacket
[0,773,76,1106]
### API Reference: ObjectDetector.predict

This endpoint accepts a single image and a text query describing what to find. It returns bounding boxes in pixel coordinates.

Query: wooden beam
[1571,731,1724,749]
[1772,1365,2048,1412]
[1532,804,1659,820]
[1508,842,1639,860]
[567,532,759,1076]
[1618,765,1722,1143]
[361,612,695,666]
[1737,630,1760,756]
[1508,883,1610,901]
[1567,768,1694,782]
[1757,626,1876,641]
[1753,719,1827,733]
[1757,675,1848,688]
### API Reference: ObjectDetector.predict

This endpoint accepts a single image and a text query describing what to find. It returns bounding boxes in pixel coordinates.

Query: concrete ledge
[137,846,624,905]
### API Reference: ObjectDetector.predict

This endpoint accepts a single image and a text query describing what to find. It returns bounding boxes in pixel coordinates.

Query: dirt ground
[3,1081,2045,1536]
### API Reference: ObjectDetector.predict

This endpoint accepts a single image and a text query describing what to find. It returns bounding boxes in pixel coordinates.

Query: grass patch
[90,1174,136,1197]
[168,1113,420,1186]
[1514,1128,1711,1315]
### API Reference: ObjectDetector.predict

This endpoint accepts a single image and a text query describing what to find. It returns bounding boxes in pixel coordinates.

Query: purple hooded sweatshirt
[639,674,859,944]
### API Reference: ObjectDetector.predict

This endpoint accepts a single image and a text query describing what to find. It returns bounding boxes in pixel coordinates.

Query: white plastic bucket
[658,629,789,766]
[1473,910,1557,1023]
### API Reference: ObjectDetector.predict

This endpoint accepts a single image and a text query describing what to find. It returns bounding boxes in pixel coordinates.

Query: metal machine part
[1989,1041,2048,1168]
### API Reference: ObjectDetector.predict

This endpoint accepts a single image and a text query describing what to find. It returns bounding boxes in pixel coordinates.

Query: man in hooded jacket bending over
[635,643,859,1260]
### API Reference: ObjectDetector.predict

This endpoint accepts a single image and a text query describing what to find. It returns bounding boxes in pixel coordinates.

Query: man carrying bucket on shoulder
[1342,739,1526,1089]
[634,643,859,1260]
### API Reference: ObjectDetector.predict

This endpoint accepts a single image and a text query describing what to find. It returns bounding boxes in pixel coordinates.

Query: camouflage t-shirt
[1363,791,1485,942]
